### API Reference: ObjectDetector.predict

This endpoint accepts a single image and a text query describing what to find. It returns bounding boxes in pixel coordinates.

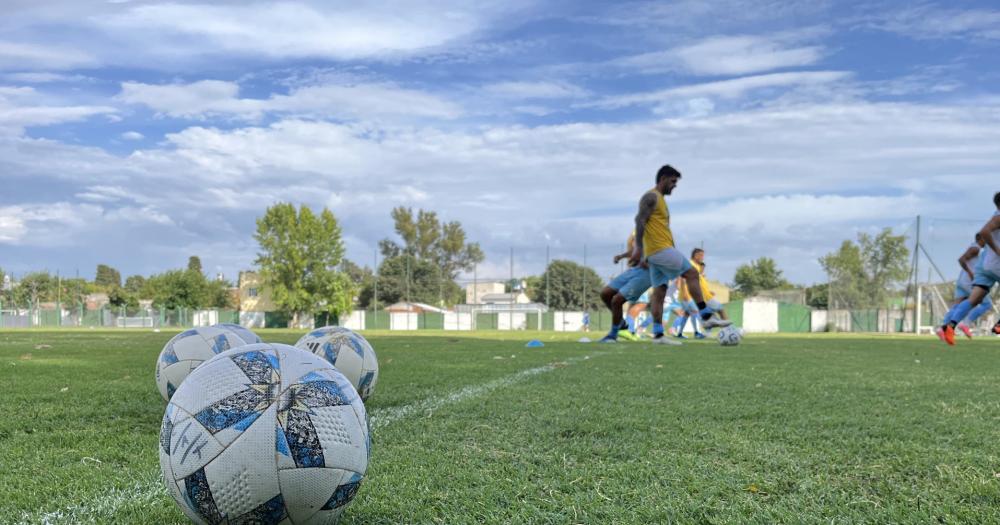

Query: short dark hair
[691,248,704,258]
[994,191,1000,209]
[656,164,682,183]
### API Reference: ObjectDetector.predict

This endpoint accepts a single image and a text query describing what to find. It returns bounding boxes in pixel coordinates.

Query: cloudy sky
[1,0,999,286]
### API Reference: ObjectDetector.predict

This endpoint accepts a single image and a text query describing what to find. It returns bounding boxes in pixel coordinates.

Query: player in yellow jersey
[628,165,731,344]
[675,249,728,338]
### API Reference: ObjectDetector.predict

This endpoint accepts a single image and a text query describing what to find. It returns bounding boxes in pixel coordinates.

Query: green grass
[2,329,1000,524]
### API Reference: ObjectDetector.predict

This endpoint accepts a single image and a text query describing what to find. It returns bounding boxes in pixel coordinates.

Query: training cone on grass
[525,339,544,348]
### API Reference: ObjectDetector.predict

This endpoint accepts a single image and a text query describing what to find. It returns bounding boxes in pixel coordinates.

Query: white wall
[390,312,418,330]
[341,310,365,331]
[240,311,265,328]
[742,299,778,333]
[497,312,527,330]
[192,310,219,327]
[810,310,828,332]
[444,312,472,330]
[554,311,584,332]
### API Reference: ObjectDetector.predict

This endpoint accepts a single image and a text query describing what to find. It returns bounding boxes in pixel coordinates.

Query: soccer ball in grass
[717,326,743,346]
[156,326,248,401]
[295,327,378,402]
[159,343,370,525]
[212,323,263,344]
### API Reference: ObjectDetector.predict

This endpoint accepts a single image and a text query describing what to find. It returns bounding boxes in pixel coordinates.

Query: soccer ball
[160,343,369,525]
[156,326,248,401]
[718,326,743,346]
[295,327,378,402]
[212,323,263,344]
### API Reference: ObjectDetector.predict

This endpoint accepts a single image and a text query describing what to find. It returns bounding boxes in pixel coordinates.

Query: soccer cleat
[942,325,956,346]
[675,333,688,339]
[618,330,639,342]
[702,318,732,329]
[958,323,973,339]
[694,332,706,339]
[598,335,618,343]
[935,327,946,342]
[652,333,682,345]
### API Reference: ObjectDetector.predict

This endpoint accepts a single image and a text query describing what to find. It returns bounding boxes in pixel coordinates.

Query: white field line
[23,352,606,524]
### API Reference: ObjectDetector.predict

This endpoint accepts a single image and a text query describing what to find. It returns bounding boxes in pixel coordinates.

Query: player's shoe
[694,332,706,339]
[618,330,638,342]
[942,325,956,346]
[652,333,682,345]
[935,326,946,342]
[702,317,732,329]
[598,335,618,343]
[675,333,688,339]
[958,323,973,339]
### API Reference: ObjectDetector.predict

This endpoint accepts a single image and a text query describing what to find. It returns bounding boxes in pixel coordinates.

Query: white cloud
[0,41,98,71]
[3,72,92,83]
[867,5,1000,41]
[590,71,851,109]
[120,131,144,141]
[481,81,588,99]
[117,79,462,120]
[0,84,116,132]
[93,2,528,63]
[618,35,825,76]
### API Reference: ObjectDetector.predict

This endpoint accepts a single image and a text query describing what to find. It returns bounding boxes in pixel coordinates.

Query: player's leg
[680,267,732,329]
[942,286,988,345]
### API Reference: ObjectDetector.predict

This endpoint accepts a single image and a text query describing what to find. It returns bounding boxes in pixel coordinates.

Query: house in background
[465,281,505,304]
[238,271,275,328]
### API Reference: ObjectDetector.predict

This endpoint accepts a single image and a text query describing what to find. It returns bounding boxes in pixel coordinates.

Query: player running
[599,233,651,342]
[940,192,1000,345]
[937,234,993,341]
[629,165,731,344]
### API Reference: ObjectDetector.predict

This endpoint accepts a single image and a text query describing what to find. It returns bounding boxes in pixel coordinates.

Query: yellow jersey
[680,261,714,302]
[642,188,674,257]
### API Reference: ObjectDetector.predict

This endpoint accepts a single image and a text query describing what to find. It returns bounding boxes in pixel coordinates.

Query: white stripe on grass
[24,352,605,524]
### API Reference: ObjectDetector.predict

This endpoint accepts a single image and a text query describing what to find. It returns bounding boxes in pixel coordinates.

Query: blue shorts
[630,286,651,304]
[954,283,972,300]
[972,268,1000,290]
[647,247,693,288]
[608,267,645,292]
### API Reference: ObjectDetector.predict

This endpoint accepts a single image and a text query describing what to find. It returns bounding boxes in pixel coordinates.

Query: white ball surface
[159,343,370,525]
[155,326,248,401]
[718,326,743,346]
[294,327,378,402]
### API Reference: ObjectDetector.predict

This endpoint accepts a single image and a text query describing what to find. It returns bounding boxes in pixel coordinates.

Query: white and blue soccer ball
[212,323,263,344]
[717,326,743,346]
[155,326,248,401]
[295,327,378,402]
[159,343,370,525]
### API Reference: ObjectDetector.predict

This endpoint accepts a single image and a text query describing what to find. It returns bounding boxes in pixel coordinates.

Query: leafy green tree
[358,254,461,307]
[12,272,57,306]
[187,256,203,274]
[204,278,236,309]
[144,270,210,310]
[527,260,604,310]
[95,264,121,289]
[732,257,792,298]
[124,275,146,296]
[820,228,909,308]
[380,207,484,279]
[254,203,354,327]
[805,283,829,309]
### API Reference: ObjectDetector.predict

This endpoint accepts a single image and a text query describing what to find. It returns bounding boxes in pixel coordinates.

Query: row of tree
[731,228,910,308]
[0,256,234,311]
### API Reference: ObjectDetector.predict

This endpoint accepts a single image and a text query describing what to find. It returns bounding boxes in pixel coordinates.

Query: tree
[805,283,829,309]
[124,275,146,296]
[12,272,57,306]
[358,254,462,307]
[732,257,792,298]
[380,207,484,279]
[144,270,210,310]
[187,256,203,274]
[254,203,354,327]
[342,260,375,308]
[95,264,121,288]
[820,228,910,309]
[527,260,604,310]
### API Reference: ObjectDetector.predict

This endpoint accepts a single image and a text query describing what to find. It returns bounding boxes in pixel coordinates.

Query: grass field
[2,329,1000,524]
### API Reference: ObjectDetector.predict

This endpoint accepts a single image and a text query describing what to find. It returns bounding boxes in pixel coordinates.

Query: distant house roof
[384,301,449,314]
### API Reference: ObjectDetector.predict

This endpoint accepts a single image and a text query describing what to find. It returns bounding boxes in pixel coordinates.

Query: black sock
[697,301,707,310]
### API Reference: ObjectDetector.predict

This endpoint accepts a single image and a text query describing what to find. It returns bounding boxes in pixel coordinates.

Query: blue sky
[1,0,999,286]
